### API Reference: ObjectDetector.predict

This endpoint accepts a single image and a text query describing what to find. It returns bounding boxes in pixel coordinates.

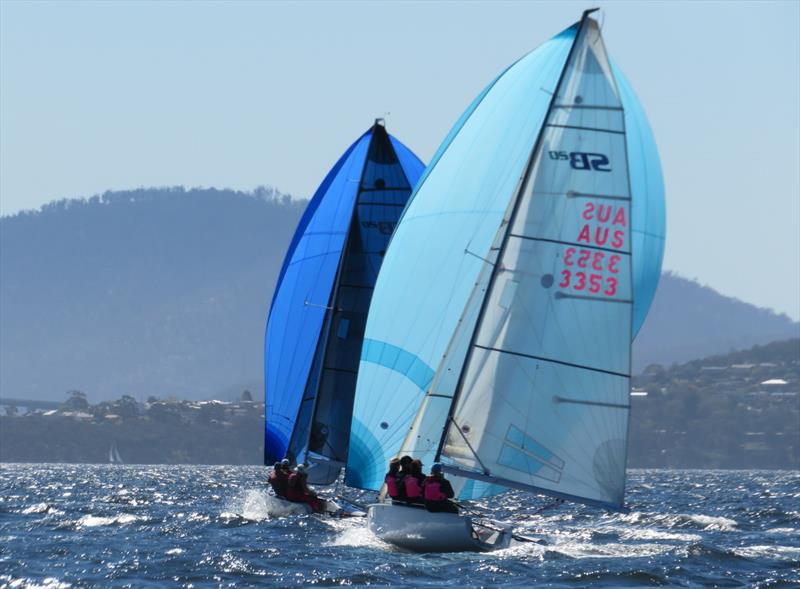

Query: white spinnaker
[440,17,633,509]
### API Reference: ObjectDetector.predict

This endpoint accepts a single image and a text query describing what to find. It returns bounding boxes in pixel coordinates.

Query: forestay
[438,15,632,510]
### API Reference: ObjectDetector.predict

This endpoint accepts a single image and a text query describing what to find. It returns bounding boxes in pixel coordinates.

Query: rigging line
[304,301,339,311]
[473,344,629,379]
[448,415,491,475]
[464,248,496,265]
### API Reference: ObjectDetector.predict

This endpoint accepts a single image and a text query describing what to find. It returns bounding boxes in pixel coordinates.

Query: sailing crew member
[423,463,458,513]
[383,458,402,501]
[394,455,414,502]
[402,460,426,506]
[268,461,289,498]
[286,464,325,513]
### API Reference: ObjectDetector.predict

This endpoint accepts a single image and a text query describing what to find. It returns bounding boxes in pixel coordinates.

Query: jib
[548,151,611,172]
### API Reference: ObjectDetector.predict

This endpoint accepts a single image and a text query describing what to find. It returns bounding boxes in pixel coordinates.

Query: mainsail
[438,13,632,510]
[264,122,424,483]
[348,10,664,507]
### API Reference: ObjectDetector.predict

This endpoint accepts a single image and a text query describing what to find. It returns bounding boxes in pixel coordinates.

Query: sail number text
[555,202,628,299]
[548,150,611,172]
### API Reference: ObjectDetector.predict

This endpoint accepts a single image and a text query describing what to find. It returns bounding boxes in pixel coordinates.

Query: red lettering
[564,247,576,266]
[582,202,595,221]
[594,227,609,246]
[575,271,587,291]
[612,207,627,227]
[608,254,621,274]
[578,249,591,268]
[592,251,604,271]
[597,204,612,223]
[611,229,625,249]
[559,269,571,288]
[577,225,591,244]
[605,276,618,297]
[589,274,602,293]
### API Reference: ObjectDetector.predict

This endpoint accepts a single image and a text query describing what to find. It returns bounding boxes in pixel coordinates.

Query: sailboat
[264,120,425,486]
[347,9,666,552]
[108,442,123,464]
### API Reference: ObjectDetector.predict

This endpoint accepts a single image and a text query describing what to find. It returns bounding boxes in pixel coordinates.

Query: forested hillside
[1,188,797,402]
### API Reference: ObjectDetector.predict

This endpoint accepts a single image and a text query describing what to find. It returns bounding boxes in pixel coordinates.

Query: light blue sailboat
[349,10,666,551]
[264,121,424,484]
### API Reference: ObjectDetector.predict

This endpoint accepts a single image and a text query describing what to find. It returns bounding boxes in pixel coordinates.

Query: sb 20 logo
[548,151,611,172]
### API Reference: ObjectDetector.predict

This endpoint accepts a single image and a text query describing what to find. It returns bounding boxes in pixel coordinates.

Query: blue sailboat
[264,121,425,484]
[348,10,666,551]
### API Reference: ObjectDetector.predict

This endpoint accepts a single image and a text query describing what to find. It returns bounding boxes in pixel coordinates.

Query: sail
[347,16,664,498]
[346,25,579,493]
[614,63,666,335]
[264,123,424,470]
[438,15,632,510]
[288,125,423,483]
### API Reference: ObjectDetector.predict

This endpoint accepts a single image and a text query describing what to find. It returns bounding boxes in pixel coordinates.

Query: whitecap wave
[76,513,141,528]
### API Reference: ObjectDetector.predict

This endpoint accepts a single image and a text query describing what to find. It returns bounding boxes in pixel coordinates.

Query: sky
[1,1,798,320]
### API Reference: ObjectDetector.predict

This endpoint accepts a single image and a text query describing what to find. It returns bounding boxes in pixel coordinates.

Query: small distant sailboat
[108,442,123,464]
[264,121,425,485]
[348,9,666,552]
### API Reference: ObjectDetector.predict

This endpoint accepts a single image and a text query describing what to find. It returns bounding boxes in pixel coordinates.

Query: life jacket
[268,470,288,497]
[286,472,306,501]
[423,476,447,501]
[404,475,422,500]
[384,473,399,498]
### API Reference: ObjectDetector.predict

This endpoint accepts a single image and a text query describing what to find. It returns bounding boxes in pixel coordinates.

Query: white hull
[367,503,509,552]
[266,495,313,516]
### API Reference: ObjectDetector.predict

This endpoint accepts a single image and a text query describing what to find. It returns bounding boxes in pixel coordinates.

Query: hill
[629,338,799,468]
[2,340,796,467]
[1,188,797,402]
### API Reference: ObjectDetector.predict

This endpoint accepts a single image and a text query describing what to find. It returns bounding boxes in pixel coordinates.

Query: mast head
[374,117,386,127]
[582,7,600,18]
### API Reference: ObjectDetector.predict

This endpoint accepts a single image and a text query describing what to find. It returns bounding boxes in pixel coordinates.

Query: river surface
[1,465,798,588]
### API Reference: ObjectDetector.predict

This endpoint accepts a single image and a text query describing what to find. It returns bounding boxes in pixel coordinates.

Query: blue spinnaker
[264,124,424,469]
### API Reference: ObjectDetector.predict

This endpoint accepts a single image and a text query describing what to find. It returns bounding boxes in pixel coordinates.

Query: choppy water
[1,465,798,588]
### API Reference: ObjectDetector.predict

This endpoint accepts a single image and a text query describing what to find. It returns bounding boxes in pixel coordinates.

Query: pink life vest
[404,476,422,500]
[384,473,399,498]
[424,477,447,501]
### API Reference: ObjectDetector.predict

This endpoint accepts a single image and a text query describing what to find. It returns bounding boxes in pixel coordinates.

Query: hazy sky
[1,1,798,319]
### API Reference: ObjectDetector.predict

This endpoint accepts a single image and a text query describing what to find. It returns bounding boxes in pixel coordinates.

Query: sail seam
[546,123,625,135]
[473,344,629,378]
[508,234,631,255]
